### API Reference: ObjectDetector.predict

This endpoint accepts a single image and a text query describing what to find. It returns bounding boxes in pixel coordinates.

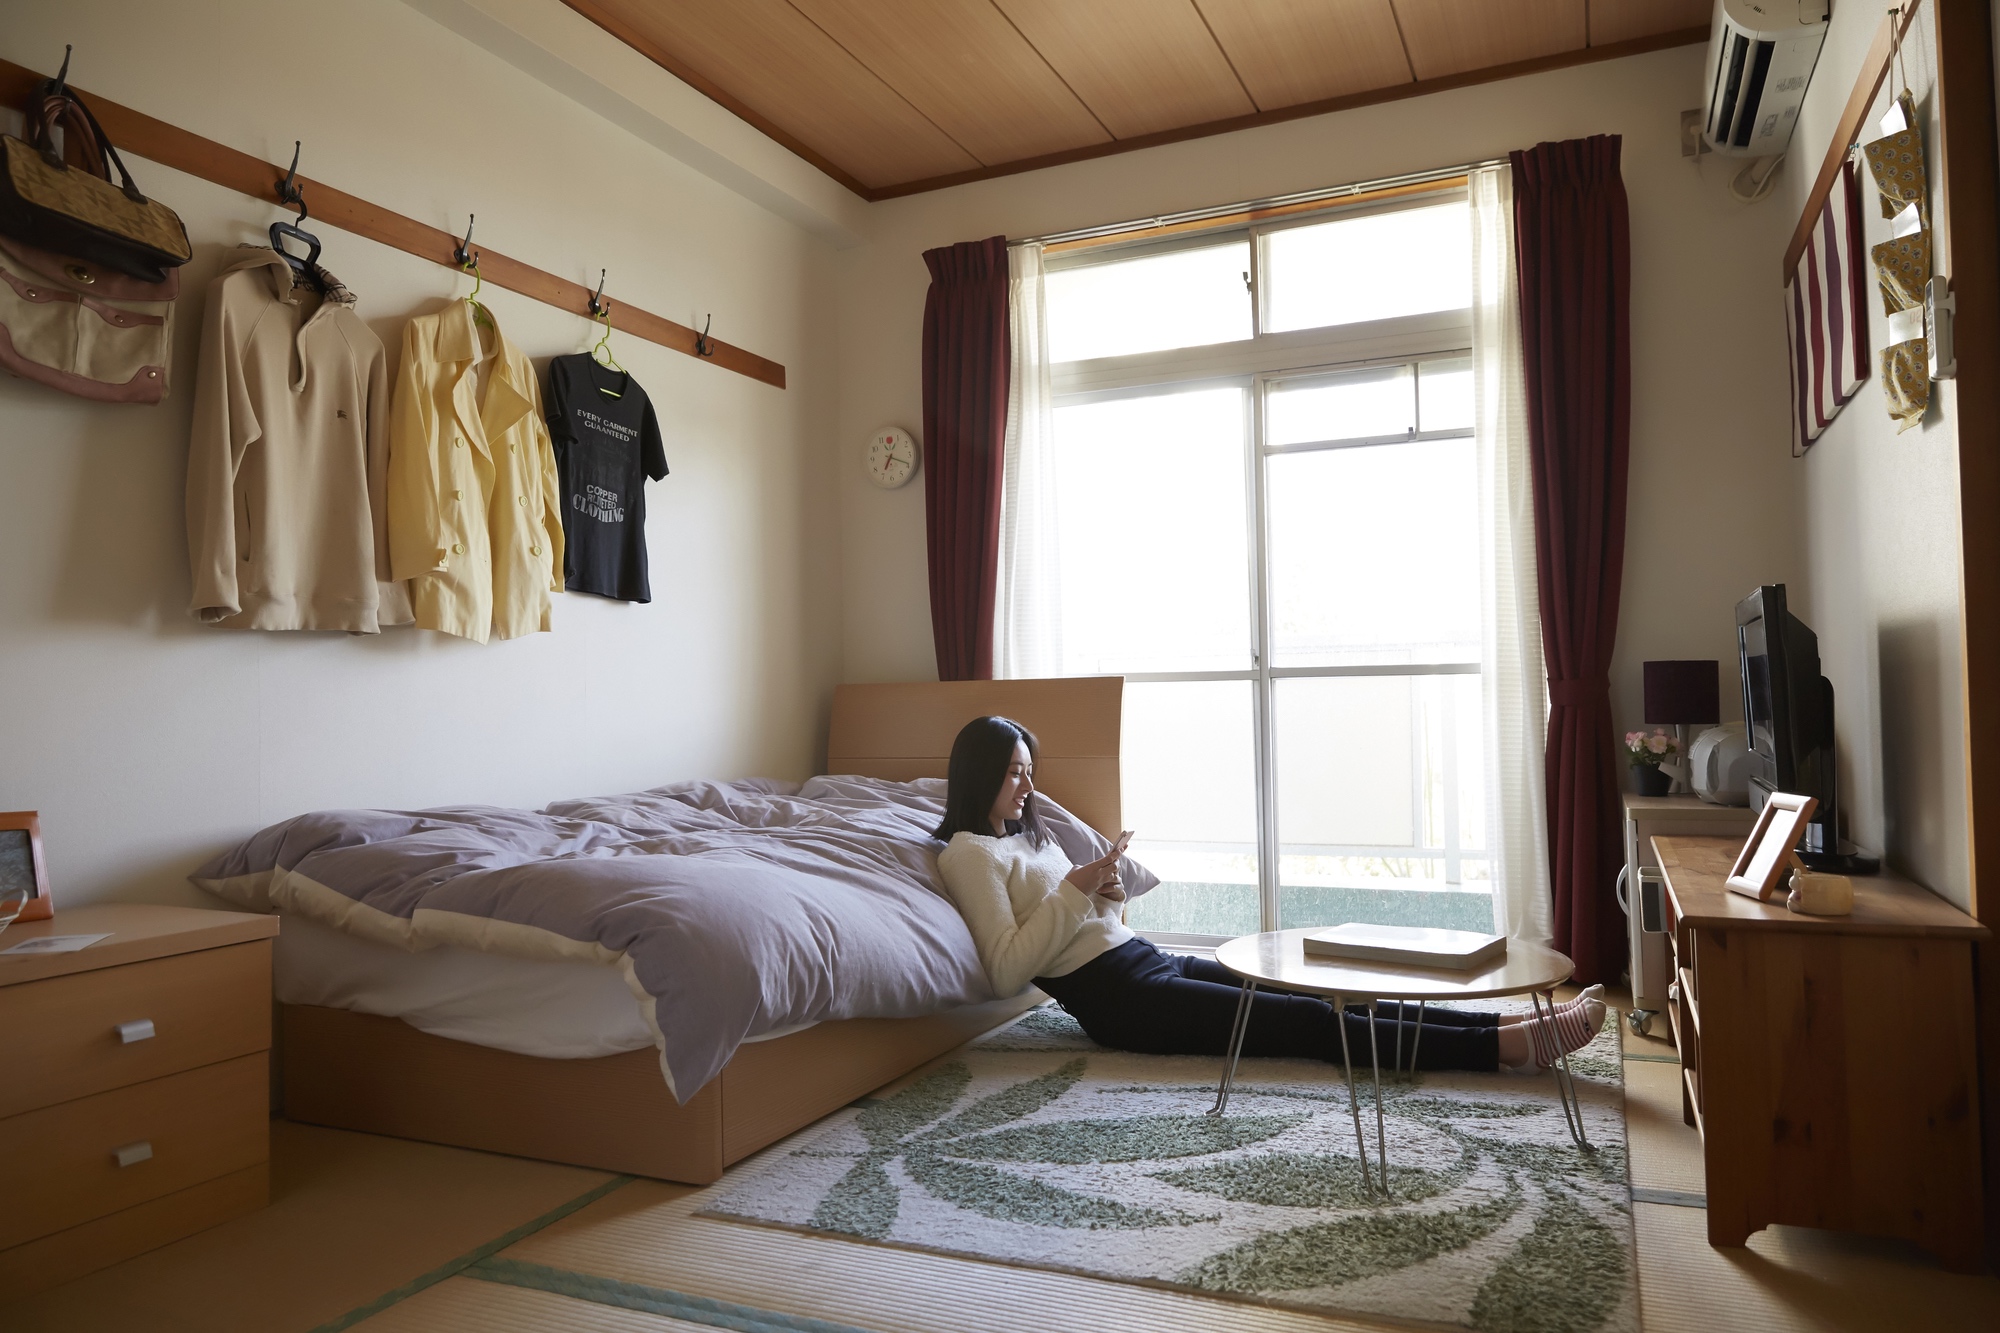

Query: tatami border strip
[305,1173,635,1333]
[468,1255,879,1333]
[1631,1185,1707,1209]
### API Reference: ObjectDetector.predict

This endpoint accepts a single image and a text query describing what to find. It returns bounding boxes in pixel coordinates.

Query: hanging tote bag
[0,233,175,404]
[0,78,190,283]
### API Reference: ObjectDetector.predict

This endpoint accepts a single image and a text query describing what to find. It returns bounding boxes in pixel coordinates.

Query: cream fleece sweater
[936,831,1134,997]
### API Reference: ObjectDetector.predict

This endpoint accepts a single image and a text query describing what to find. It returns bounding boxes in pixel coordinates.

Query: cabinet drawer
[0,1052,268,1250]
[0,941,270,1118]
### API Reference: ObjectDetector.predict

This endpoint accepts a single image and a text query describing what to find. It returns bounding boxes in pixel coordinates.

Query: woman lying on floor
[933,715,1605,1073]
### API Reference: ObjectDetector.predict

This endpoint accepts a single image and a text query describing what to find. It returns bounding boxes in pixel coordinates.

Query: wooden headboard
[825,678,1123,837]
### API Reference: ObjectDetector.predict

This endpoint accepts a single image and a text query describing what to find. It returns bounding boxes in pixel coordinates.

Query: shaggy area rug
[701,1002,1635,1333]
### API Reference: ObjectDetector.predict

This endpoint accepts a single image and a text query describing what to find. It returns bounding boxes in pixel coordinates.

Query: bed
[233,676,1125,1184]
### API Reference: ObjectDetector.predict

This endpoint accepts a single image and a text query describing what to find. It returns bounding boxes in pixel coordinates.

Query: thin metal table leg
[1532,989,1592,1150]
[1409,1000,1425,1074]
[1335,998,1375,1196]
[1367,1003,1389,1196]
[1208,980,1257,1117]
[1394,1002,1403,1073]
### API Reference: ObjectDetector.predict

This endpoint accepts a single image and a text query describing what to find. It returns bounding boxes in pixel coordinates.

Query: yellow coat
[387,301,564,642]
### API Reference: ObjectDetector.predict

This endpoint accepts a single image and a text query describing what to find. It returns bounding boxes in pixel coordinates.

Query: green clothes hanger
[454,215,492,331]
[589,274,625,398]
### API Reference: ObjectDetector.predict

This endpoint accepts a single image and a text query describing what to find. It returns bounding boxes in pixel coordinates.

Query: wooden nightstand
[1654,835,1988,1271]
[0,903,279,1299]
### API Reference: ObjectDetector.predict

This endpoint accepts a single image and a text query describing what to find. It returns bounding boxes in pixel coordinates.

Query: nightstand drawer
[0,1052,268,1251]
[0,941,270,1118]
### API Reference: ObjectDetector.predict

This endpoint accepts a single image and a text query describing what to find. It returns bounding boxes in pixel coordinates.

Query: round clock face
[866,427,919,489]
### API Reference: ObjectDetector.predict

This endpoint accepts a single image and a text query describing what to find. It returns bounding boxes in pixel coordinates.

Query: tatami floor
[9,994,2000,1333]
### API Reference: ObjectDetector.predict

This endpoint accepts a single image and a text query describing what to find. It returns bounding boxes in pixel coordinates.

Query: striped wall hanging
[1784,159,1870,455]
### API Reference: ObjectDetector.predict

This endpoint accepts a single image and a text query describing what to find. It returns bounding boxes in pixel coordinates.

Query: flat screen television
[1735,584,1874,872]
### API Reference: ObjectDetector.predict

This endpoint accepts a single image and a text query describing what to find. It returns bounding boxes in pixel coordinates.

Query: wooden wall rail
[0,58,785,390]
[1783,1,1923,276]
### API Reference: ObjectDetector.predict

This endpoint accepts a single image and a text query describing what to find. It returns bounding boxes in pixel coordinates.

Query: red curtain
[921,236,1011,682]
[1511,137,1632,984]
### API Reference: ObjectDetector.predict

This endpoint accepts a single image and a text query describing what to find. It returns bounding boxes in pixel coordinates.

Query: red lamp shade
[1643,660,1720,725]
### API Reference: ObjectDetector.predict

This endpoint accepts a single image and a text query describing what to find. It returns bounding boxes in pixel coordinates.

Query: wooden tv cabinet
[1654,835,1988,1271]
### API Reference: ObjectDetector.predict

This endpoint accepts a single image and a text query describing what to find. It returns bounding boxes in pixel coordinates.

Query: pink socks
[1515,994,1606,1069]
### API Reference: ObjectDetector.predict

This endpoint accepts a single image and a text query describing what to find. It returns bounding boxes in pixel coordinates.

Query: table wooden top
[1213,928,1574,1000]
[1653,835,1990,939]
[0,902,278,986]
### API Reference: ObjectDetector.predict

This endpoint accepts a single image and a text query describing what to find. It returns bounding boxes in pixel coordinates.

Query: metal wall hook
[276,141,307,221]
[587,268,609,319]
[694,314,714,358]
[52,44,72,93]
[453,214,478,269]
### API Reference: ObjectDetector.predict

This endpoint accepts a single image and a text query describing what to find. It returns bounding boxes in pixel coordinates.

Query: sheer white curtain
[1471,164,1554,945]
[995,242,1063,678]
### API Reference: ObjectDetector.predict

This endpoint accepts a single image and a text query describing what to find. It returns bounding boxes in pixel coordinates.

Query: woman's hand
[1064,849,1125,902]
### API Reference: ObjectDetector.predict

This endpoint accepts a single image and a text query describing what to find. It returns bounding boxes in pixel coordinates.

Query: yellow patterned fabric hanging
[1872,229,1929,311]
[1863,93,1926,219]
[1883,340,1929,432]
[1860,89,1929,431]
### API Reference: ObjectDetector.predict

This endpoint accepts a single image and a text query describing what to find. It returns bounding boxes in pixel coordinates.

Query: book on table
[1302,923,1508,971]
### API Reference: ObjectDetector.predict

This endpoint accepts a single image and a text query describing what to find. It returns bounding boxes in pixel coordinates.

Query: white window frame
[1046,195,1483,944]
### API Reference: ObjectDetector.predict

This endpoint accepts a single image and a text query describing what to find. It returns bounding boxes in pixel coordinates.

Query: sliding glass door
[1036,194,1487,942]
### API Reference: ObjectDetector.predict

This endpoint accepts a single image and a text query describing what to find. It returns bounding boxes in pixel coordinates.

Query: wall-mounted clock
[866,426,920,489]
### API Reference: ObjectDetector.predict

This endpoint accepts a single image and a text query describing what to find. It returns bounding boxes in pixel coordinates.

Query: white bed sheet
[275,915,813,1060]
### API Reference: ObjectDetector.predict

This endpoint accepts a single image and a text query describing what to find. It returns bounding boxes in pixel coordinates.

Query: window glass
[1265,436,1479,667]
[1120,680,1261,938]
[1262,202,1472,333]
[1267,365,1414,446]
[1046,241,1252,362]
[1273,673,1492,932]
[1052,387,1251,674]
[1418,357,1473,432]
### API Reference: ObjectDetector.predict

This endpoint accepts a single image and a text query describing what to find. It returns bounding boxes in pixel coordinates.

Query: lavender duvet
[192,775,1151,1100]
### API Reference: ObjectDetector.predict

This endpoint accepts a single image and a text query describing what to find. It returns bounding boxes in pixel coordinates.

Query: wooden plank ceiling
[564,0,1710,199]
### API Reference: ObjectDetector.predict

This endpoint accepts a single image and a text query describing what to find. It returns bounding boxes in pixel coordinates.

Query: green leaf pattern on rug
[1178,1182,1523,1294]
[902,1152,1188,1230]
[764,1003,1635,1330]
[1469,1190,1626,1333]
[1157,1147,1471,1209]
[809,1055,1213,1236]
[941,1114,1303,1165]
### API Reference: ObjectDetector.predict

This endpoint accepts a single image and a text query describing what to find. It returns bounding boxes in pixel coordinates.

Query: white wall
[0,0,843,908]
[833,44,1800,752]
[1777,2,1968,904]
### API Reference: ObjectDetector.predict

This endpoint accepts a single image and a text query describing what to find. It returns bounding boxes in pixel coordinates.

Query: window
[1036,195,1488,942]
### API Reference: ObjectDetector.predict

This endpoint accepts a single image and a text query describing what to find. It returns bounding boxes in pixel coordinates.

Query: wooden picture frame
[1725,792,1819,902]
[0,811,51,923]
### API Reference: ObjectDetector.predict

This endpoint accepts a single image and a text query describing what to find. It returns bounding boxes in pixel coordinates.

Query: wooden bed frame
[281,676,1123,1183]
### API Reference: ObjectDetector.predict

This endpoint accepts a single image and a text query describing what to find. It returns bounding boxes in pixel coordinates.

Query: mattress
[275,914,809,1060]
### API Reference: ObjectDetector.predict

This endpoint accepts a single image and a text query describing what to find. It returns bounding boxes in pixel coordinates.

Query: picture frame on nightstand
[1725,792,1818,902]
[0,810,52,922]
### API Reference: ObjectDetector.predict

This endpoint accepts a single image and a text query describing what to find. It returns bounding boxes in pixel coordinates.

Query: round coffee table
[1207,929,1589,1197]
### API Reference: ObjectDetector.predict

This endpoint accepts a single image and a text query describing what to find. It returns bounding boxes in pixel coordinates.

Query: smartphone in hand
[1111,829,1134,858]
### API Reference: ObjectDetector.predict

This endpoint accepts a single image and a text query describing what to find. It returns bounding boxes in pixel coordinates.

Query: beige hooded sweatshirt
[185,247,411,631]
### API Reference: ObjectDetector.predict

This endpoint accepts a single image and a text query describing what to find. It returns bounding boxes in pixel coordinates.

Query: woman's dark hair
[932,715,1050,845]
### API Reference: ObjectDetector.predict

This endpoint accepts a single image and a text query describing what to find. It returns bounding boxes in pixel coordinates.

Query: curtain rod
[1015,158,1509,249]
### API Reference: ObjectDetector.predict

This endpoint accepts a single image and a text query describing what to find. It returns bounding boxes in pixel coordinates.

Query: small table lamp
[1643,660,1720,793]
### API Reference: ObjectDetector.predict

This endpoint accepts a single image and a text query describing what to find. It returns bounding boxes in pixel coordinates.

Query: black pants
[1034,938,1500,1072]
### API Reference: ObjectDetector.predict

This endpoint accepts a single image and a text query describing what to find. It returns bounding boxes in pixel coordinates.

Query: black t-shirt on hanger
[545,353,668,602]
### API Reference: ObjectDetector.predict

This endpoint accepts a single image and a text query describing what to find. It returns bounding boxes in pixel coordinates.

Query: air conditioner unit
[1703,0,1830,157]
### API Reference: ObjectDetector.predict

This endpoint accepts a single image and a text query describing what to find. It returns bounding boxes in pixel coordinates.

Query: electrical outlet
[1681,109,1710,158]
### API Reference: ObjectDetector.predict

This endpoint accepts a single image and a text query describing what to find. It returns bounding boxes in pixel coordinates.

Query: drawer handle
[116,1019,156,1044]
[113,1141,153,1168]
